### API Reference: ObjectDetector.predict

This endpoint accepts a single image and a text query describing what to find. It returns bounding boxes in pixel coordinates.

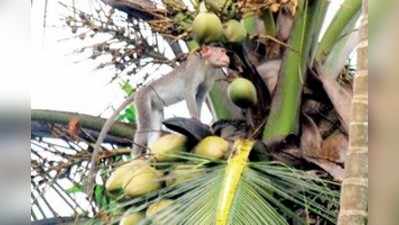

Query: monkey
[86,46,230,195]
[132,46,230,152]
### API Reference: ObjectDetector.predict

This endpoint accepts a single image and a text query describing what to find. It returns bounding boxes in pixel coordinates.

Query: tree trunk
[337,0,368,224]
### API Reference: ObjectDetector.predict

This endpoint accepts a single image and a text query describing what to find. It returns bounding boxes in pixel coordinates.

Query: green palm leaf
[93,140,338,225]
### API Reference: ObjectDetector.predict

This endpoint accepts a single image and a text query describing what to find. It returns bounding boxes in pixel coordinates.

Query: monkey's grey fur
[86,47,229,195]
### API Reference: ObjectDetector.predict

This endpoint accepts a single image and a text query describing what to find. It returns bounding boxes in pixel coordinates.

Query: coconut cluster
[119,199,174,225]
[191,10,250,44]
[105,132,234,225]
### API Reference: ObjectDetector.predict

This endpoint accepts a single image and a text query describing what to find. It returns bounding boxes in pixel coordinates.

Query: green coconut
[119,212,145,225]
[194,136,229,160]
[166,165,204,186]
[149,134,187,161]
[146,199,174,217]
[223,19,248,43]
[192,12,223,43]
[123,163,162,197]
[105,160,147,192]
[241,13,257,35]
[228,78,258,108]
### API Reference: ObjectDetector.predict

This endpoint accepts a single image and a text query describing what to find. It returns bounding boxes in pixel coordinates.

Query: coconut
[192,12,223,43]
[205,0,227,12]
[193,136,229,160]
[149,134,187,161]
[119,212,145,225]
[105,160,147,192]
[166,165,204,186]
[146,199,174,217]
[223,20,247,43]
[123,163,162,197]
[241,13,257,35]
[228,78,258,108]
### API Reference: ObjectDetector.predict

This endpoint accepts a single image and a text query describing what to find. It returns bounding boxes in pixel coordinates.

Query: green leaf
[66,184,84,193]
[118,106,137,123]
[102,149,339,225]
[315,0,362,62]
[309,0,331,66]
[94,185,108,209]
[321,10,360,79]
[119,81,135,96]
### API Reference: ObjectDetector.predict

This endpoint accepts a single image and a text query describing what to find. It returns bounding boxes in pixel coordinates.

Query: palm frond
[91,140,339,225]
[315,0,362,62]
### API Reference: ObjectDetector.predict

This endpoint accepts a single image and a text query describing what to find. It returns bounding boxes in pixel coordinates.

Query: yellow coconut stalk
[215,139,255,225]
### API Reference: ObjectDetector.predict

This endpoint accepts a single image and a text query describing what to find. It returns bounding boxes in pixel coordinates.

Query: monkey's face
[201,46,230,67]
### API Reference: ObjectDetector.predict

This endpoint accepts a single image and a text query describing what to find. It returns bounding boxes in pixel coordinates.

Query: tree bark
[337,0,368,224]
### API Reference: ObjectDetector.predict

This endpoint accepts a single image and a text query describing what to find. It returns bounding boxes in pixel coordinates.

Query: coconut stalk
[262,0,312,142]
[308,0,330,66]
[315,0,362,63]
[337,0,368,224]
[215,139,255,225]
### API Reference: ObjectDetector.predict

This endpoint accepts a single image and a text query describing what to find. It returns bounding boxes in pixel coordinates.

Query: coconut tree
[337,0,368,224]
[31,0,367,224]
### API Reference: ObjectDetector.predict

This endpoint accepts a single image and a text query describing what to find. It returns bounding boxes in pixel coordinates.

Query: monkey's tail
[85,93,136,197]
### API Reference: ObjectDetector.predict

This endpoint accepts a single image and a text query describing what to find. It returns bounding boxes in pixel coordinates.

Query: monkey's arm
[86,93,136,195]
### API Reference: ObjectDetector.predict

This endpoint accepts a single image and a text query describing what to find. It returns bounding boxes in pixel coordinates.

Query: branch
[31,109,135,141]
[100,0,166,20]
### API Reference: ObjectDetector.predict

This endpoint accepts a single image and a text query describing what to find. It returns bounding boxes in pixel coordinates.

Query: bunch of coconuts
[105,133,231,225]
[190,0,251,45]
[190,5,259,109]
[192,12,248,44]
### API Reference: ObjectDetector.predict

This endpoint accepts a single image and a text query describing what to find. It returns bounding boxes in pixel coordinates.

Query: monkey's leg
[147,108,163,145]
[185,87,200,120]
[195,85,209,118]
[133,92,153,154]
